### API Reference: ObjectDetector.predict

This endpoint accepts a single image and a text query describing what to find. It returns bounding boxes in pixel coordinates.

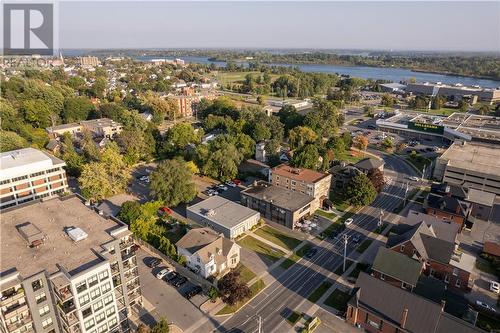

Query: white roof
[0,148,66,181]
[67,227,88,242]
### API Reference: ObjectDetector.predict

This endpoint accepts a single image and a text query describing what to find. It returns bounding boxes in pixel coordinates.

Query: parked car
[490,281,500,294]
[139,175,149,182]
[305,248,318,259]
[233,179,242,185]
[156,267,172,279]
[409,176,420,182]
[225,181,237,187]
[476,300,497,312]
[173,276,188,288]
[344,218,354,226]
[165,272,179,283]
[185,286,203,299]
[146,257,161,268]
[217,184,228,191]
[367,124,376,130]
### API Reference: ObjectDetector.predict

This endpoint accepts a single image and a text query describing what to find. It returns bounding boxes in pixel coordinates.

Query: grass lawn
[329,195,350,212]
[237,235,285,263]
[280,243,313,269]
[236,264,256,284]
[286,311,302,325]
[254,225,302,251]
[406,155,432,172]
[339,151,364,164]
[324,289,351,312]
[216,71,260,85]
[164,225,187,244]
[315,209,337,220]
[413,107,460,116]
[308,281,333,303]
[475,259,497,275]
[348,263,370,279]
[356,239,373,254]
[216,279,266,315]
[334,260,354,275]
[476,312,500,332]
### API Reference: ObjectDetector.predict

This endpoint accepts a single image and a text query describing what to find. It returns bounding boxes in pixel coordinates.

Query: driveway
[135,249,210,331]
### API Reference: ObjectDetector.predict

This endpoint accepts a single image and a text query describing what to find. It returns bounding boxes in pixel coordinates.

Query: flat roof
[0,148,66,181]
[241,181,314,211]
[187,196,259,230]
[442,141,500,176]
[1,196,127,277]
[272,164,330,183]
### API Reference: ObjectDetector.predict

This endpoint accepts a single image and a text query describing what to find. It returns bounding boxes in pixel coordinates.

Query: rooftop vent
[66,227,88,242]
[203,209,216,217]
[17,222,45,248]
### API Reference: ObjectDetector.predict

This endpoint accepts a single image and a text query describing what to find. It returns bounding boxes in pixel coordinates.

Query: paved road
[209,153,418,333]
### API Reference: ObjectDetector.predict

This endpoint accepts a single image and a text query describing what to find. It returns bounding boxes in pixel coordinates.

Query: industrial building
[0,148,68,209]
[186,196,260,239]
[406,82,500,104]
[0,196,141,333]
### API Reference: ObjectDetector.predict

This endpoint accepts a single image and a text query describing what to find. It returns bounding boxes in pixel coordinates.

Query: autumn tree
[353,135,369,151]
[289,126,317,149]
[368,168,385,193]
[217,271,251,306]
[343,174,377,206]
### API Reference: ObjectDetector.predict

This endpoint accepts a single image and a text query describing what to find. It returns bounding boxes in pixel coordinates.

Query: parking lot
[136,249,209,331]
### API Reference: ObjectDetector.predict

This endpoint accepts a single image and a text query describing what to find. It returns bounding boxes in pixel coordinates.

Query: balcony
[126,282,139,292]
[111,263,120,276]
[55,286,73,302]
[113,276,122,289]
[119,238,134,250]
[61,310,79,326]
[3,303,29,320]
[58,299,76,314]
[63,323,82,333]
[122,258,137,271]
[121,251,136,261]
[1,288,25,306]
[6,316,32,331]
[128,290,141,303]
[124,269,138,281]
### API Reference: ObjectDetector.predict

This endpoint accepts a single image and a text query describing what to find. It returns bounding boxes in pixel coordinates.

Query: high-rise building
[0,196,142,333]
[0,148,68,210]
[79,57,100,67]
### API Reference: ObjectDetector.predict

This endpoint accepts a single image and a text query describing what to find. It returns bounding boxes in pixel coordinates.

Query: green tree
[344,174,377,206]
[151,318,170,333]
[79,162,113,201]
[117,201,141,224]
[202,144,242,181]
[304,99,343,139]
[277,105,304,133]
[217,271,251,306]
[63,96,95,122]
[256,95,267,106]
[100,142,130,193]
[477,104,490,115]
[117,129,155,165]
[381,94,395,107]
[149,159,197,206]
[89,77,107,98]
[290,144,319,170]
[62,135,86,176]
[166,123,201,150]
[22,99,52,128]
[0,131,28,152]
[431,96,444,110]
[289,126,317,149]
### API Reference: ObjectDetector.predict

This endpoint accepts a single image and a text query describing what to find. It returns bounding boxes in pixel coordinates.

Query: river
[137,55,500,88]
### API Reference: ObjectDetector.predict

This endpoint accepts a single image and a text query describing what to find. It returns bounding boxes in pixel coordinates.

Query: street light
[343,234,349,273]
[403,181,409,207]
[378,209,384,227]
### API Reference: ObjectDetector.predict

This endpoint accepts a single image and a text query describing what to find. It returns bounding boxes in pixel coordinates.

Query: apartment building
[270,164,331,212]
[0,196,142,333]
[46,119,123,139]
[433,141,500,197]
[0,148,68,210]
[173,92,217,118]
[79,57,100,67]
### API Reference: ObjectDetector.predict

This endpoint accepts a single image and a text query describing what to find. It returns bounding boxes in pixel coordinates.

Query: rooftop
[176,227,238,264]
[372,247,423,286]
[404,210,459,243]
[81,118,122,128]
[241,181,314,211]
[187,196,260,229]
[441,141,500,176]
[353,158,384,171]
[0,148,66,181]
[1,196,128,277]
[272,164,330,183]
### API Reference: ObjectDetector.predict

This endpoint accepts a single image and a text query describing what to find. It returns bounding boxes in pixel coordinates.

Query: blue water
[137,55,500,88]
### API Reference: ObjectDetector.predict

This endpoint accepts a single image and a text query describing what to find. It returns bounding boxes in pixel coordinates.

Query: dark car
[305,248,318,259]
[185,286,203,299]
[166,272,179,283]
[173,276,187,288]
[367,124,376,130]
[146,257,161,268]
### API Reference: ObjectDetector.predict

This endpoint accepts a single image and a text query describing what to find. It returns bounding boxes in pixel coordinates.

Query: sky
[57,1,500,52]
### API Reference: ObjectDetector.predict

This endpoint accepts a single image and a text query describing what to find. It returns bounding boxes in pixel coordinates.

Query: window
[99,270,109,281]
[101,282,111,294]
[444,275,449,284]
[380,273,385,280]
[76,281,87,293]
[105,307,115,317]
[42,318,53,329]
[97,323,107,333]
[95,312,106,324]
[90,288,101,300]
[93,301,104,312]
[412,249,417,256]
[39,305,50,316]
[455,279,461,288]
[402,282,410,289]
[32,279,43,291]
[400,245,405,252]
[452,268,458,276]
[103,295,113,306]
[35,292,47,304]
[84,319,95,330]
[108,317,117,328]
[291,180,296,186]
[82,307,92,319]
[79,294,90,306]
[88,275,98,287]
[367,319,380,329]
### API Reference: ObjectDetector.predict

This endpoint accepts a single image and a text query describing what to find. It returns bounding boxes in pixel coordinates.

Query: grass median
[308,281,333,303]
[280,243,313,269]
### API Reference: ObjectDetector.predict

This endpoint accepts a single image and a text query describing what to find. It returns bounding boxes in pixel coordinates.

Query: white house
[176,228,241,278]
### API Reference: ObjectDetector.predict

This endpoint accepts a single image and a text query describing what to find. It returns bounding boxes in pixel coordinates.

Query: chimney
[400,308,409,329]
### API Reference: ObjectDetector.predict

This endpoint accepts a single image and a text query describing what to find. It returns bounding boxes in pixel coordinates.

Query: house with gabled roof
[176,228,240,278]
[387,222,475,291]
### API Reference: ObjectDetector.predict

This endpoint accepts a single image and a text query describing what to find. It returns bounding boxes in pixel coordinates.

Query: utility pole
[422,164,426,181]
[343,234,349,273]
[403,181,409,206]
[378,209,384,227]
[257,315,262,333]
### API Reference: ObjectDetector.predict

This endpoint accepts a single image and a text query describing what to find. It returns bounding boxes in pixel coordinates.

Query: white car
[476,300,496,312]
[139,175,149,181]
[156,268,172,279]
[217,184,228,191]
[344,218,354,226]
[409,176,420,182]
[490,281,500,294]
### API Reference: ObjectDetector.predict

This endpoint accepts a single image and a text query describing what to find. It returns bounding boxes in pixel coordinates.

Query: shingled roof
[372,247,423,287]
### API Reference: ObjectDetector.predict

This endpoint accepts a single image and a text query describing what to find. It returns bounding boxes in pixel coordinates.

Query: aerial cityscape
[1,1,500,333]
